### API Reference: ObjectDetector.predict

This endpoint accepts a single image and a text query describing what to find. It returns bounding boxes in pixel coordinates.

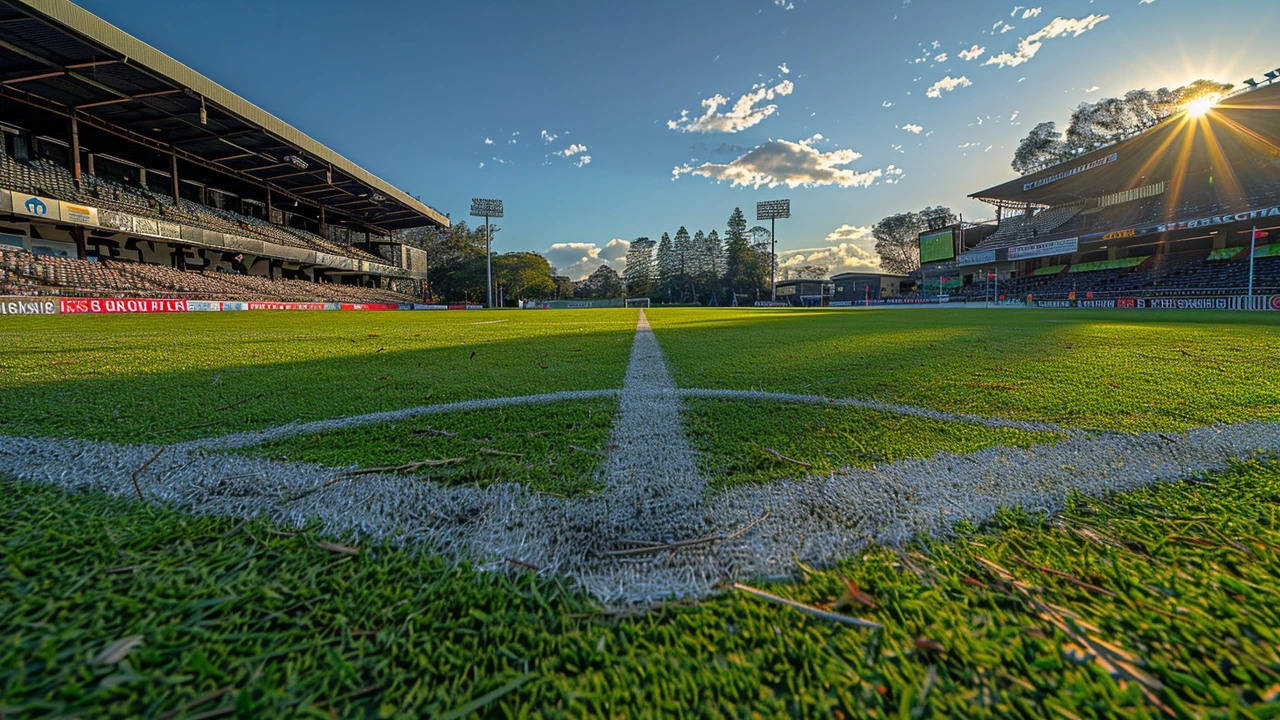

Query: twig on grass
[568,445,607,456]
[480,447,523,458]
[213,393,264,413]
[764,447,812,468]
[130,448,164,502]
[158,686,236,720]
[340,457,467,477]
[1010,555,1117,597]
[731,583,882,629]
[604,511,770,558]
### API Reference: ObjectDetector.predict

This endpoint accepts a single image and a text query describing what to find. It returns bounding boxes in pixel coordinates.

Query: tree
[705,230,723,280]
[623,237,656,297]
[724,208,766,298]
[1011,122,1067,175]
[655,232,675,301]
[576,265,625,299]
[493,252,556,304]
[673,226,693,302]
[873,206,957,275]
[1010,79,1234,174]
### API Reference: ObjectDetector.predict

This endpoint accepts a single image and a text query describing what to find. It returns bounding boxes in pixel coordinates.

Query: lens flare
[1185,93,1222,117]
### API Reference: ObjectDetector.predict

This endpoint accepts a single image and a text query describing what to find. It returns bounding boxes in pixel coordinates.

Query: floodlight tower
[757,199,791,302]
[470,198,504,308]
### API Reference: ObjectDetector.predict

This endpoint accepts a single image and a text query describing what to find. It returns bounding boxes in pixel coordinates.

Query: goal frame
[624,297,651,308]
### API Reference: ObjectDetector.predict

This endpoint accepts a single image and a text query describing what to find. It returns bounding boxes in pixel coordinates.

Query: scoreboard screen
[919,228,955,263]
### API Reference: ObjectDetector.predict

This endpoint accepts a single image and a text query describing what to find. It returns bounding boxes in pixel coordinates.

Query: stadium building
[920,78,1280,307]
[0,0,445,304]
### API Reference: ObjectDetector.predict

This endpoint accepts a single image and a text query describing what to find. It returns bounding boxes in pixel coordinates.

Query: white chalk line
[5,309,1279,604]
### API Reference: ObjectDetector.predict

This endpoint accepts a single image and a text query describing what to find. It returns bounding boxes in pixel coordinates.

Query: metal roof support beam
[2,69,64,85]
[76,89,180,109]
[68,113,79,179]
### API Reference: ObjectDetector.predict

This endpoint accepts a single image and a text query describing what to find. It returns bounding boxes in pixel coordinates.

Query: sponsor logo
[1102,229,1136,241]
[63,203,95,224]
[1023,152,1118,192]
[23,197,48,215]
[1271,295,1280,311]
[1158,206,1280,233]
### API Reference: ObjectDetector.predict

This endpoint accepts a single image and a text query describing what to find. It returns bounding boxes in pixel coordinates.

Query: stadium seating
[0,153,388,264]
[0,247,419,303]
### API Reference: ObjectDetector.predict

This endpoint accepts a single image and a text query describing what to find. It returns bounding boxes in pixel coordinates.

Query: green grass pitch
[3,307,1280,718]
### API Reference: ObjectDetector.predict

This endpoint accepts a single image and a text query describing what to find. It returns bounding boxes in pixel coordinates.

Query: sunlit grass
[649,308,1280,431]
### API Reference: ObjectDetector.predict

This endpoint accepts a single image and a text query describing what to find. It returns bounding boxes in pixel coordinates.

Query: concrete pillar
[170,152,180,202]
[69,115,81,180]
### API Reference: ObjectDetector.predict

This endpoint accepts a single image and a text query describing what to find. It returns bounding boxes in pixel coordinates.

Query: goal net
[624,297,651,308]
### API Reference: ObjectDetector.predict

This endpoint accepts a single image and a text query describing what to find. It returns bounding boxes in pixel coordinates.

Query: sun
[1184,92,1222,117]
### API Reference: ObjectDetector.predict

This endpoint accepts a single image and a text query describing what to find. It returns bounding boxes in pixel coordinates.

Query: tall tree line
[650,207,772,305]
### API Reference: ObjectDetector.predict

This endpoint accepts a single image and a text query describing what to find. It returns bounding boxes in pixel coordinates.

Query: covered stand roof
[970,83,1280,209]
[0,0,446,232]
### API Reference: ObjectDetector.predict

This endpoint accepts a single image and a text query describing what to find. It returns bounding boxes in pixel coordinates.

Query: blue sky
[77,0,1280,279]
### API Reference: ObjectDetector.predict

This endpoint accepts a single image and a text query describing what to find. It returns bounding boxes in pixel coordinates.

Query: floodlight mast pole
[756,199,790,304]
[771,216,776,302]
[486,214,492,308]
[470,198,503,309]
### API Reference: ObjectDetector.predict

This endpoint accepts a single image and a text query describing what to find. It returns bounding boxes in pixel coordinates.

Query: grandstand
[0,0,442,303]
[921,78,1280,301]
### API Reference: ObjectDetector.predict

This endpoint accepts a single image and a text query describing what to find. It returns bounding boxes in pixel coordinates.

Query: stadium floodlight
[757,199,791,303]
[471,198,504,308]
[285,155,308,170]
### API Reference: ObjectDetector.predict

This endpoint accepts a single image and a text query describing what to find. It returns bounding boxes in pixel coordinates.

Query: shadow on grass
[0,310,639,444]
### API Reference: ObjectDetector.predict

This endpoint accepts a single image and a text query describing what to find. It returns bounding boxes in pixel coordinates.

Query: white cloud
[882,100,895,107]
[774,0,794,9]
[778,241,881,274]
[541,130,558,144]
[933,52,949,63]
[824,224,873,246]
[544,239,630,281]
[552,143,588,157]
[668,78,795,133]
[1084,85,1100,93]
[959,44,986,61]
[985,14,1110,68]
[926,75,972,98]
[778,62,790,74]
[901,124,924,134]
[1139,0,1156,4]
[575,155,592,168]
[478,162,485,168]
[998,23,1016,34]
[1022,7,1042,18]
[672,137,898,189]
[484,137,494,145]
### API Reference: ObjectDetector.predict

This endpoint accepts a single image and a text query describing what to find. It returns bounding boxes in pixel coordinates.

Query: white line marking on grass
[679,388,1074,435]
[174,390,620,452]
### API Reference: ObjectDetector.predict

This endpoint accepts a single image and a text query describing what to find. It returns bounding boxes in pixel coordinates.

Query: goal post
[624,297,651,308]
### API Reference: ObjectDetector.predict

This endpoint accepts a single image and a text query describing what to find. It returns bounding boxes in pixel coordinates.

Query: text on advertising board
[59,298,188,314]
[1023,153,1118,191]
[1158,206,1280,233]
[1007,237,1079,261]
[0,297,59,315]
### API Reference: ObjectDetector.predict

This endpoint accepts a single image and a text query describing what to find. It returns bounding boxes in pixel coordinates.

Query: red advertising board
[338,303,400,311]
[59,298,188,314]
[246,302,328,311]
